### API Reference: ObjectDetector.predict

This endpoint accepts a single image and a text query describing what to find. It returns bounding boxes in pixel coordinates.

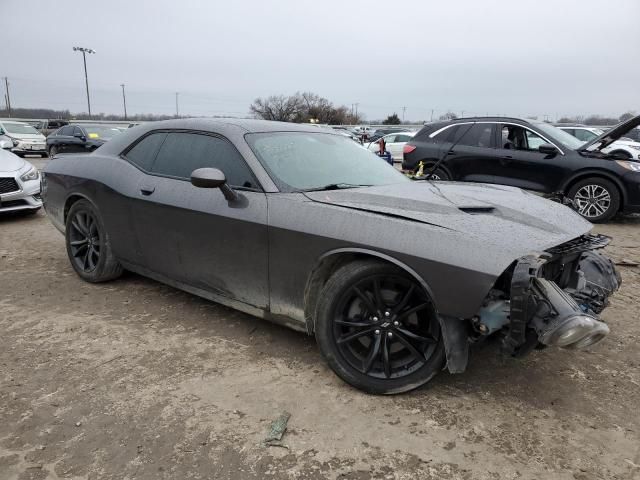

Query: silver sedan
[0,144,43,213]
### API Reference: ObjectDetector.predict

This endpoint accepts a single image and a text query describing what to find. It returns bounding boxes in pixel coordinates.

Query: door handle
[503,155,513,159]
[140,185,155,196]
[447,150,455,155]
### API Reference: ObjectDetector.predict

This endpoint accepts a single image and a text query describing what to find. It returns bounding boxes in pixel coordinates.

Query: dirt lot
[1,196,639,479]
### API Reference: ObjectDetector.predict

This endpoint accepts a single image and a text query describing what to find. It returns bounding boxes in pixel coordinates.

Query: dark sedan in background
[47,124,122,157]
[42,119,619,394]
[402,116,640,222]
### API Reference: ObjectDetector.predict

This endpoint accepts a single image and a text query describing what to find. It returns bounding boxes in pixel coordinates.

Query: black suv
[402,116,640,222]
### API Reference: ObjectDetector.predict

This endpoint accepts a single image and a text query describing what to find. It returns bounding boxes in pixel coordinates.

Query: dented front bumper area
[474,234,621,357]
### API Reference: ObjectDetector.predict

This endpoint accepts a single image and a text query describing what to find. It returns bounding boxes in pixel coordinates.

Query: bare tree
[250,95,303,122]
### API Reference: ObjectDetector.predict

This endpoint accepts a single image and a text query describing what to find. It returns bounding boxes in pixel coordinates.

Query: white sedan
[0,145,42,214]
[366,132,416,161]
[558,126,640,160]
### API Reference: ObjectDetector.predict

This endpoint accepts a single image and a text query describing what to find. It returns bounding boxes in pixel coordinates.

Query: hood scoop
[458,206,496,214]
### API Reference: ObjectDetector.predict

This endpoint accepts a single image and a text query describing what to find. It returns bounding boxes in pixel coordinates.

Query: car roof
[97,118,342,156]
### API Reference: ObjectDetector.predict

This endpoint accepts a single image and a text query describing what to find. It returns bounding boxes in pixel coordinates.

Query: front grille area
[0,177,20,194]
[0,199,27,208]
[547,234,611,255]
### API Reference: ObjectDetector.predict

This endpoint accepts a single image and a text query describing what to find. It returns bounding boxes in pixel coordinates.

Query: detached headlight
[20,167,40,182]
[616,160,640,172]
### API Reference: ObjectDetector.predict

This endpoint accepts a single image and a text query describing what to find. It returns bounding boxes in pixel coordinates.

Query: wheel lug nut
[372,316,378,322]
[384,311,390,317]
[374,329,381,335]
[393,321,399,326]
[387,332,393,338]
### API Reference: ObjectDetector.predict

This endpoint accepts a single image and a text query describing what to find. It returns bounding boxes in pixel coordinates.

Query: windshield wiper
[301,183,372,192]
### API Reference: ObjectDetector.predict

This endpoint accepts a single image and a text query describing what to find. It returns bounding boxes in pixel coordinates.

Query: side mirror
[539,143,558,155]
[190,167,238,202]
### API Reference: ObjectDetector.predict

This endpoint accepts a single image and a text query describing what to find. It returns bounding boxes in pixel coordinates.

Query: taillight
[403,144,416,155]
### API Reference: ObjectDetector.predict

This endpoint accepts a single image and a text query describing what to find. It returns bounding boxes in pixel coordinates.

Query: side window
[124,132,167,171]
[59,126,74,136]
[501,125,545,151]
[151,132,258,189]
[525,130,545,150]
[561,128,575,138]
[384,135,396,143]
[395,134,412,143]
[432,125,459,142]
[73,126,83,137]
[456,123,495,148]
[574,129,597,142]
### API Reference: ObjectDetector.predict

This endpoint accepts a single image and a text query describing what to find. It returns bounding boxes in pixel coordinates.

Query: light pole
[73,46,95,118]
[175,92,179,118]
[120,84,127,120]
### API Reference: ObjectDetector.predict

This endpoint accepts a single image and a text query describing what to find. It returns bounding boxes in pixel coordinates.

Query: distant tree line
[0,107,180,122]
[250,92,362,124]
[557,112,635,125]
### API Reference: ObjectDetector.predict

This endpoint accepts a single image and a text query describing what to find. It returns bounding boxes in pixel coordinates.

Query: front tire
[65,199,123,282]
[49,146,58,157]
[314,260,445,394]
[567,177,620,223]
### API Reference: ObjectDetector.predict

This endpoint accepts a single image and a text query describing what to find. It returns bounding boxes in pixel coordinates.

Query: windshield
[532,122,585,150]
[82,125,122,140]
[2,122,41,135]
[246,132,409,191]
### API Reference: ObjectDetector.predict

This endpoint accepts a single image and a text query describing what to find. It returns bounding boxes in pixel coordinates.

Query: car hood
[0,148,26,172]
[304,181,592,254]
[8,133,46,141]
[581,115,640,152]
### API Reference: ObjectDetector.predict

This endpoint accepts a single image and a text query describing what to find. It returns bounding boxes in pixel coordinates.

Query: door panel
[441,123,499,182]
[495,124,565,192]
[132,177,269,308]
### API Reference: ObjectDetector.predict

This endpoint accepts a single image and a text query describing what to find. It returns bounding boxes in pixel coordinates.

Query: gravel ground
[1,182,639,479]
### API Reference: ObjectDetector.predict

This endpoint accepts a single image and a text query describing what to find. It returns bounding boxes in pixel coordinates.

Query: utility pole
[3,77,11,117]
[120,84,127,120]
[354,103,359,121]
[73,47,95,118]
[175,92,179,118]
[461,110,465,118]
[430,109,434,122]
[402,106,407,122]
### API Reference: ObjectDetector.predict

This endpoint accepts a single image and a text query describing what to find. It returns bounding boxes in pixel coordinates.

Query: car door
[494,123,565,192]
[53,125,74,152]
[439,122,501,182]
[66,126,87,153]
[131,131,269,309]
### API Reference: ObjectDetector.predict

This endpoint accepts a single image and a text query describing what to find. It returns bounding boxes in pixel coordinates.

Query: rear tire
[314,260,445,394]
[65,199,123,282]
[49,146,58,157]
[567,177,620,223]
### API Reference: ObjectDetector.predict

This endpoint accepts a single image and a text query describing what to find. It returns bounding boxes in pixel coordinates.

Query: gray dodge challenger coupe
[42,119,621,394]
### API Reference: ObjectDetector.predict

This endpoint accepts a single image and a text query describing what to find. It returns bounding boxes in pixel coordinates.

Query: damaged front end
[473,234,621,356]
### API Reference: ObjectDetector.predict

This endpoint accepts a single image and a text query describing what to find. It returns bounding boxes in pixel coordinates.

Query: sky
[1,0,639,122]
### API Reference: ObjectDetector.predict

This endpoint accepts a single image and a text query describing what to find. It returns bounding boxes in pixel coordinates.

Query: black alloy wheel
[315,261,445,394]
[65,199,123,282]
[69,210,101,273]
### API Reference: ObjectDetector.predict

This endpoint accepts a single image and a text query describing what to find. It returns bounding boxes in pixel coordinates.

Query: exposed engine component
[529,278,610,349]
[564,251,621,315]
[479,239,621,356]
